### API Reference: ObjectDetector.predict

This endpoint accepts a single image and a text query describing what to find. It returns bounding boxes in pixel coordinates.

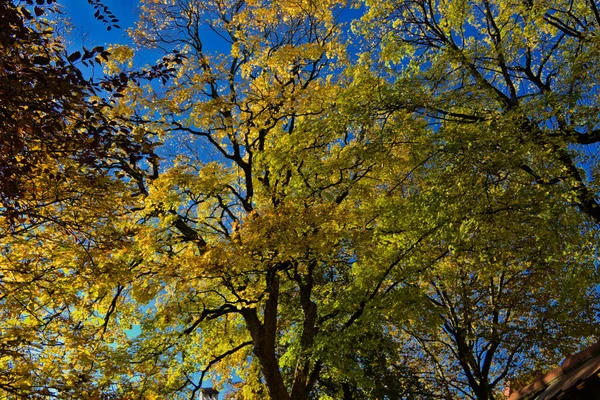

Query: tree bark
[242,274,290,400]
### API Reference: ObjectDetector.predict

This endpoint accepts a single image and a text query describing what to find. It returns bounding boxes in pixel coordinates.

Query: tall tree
[360,0,600,223]
[376,139,600,399]
[0,1,182,397]
[356,0,600,398]
[3,0,600,399]
[106,1,413,398]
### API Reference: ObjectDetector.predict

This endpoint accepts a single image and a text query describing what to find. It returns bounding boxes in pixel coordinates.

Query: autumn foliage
[1,1,600,399]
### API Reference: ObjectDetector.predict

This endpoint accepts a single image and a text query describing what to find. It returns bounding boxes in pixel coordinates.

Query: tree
[376,142,600,399]
[0,0,181,225]
[355,0,600,398]
[4,0,404,397]
[0,1,183,397]
[107,1,406,398]
[361,0,600,223]
[2,0,600,399]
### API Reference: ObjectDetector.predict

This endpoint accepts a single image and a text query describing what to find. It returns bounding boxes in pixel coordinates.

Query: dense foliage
[1,1,599,399]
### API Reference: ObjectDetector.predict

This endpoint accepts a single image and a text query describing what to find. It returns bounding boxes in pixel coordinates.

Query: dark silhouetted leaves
[67,51,81,62]
[32,55,49,64]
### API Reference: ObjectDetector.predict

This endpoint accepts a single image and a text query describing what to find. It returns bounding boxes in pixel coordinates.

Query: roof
[509,340,600,400]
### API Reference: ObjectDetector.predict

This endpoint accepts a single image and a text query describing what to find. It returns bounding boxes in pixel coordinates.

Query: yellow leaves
[6,0,600,398]
[131,282,160,304]
[103,45,135,75]
[147,162,232,209]
[252,43,327,80]
[236,202,348,262]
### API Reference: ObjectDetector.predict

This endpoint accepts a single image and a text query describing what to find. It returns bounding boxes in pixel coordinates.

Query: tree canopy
[1,0,599,399]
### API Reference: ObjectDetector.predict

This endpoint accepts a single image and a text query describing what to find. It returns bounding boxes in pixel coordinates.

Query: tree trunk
[242,274,290,400]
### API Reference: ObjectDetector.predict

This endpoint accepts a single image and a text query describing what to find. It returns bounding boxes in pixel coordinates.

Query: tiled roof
[508,340,600,400]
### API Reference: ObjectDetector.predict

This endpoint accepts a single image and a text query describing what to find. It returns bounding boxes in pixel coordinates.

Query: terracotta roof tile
[509,340,600,400]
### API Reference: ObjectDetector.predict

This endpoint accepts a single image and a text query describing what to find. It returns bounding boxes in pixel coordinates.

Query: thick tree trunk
[290,266,319,400]
[242,275,290,400]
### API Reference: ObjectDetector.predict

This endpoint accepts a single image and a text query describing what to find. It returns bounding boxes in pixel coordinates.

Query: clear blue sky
[61,0,137,47]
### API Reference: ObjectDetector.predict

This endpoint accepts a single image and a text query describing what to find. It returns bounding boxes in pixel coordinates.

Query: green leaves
[3,0,600,399]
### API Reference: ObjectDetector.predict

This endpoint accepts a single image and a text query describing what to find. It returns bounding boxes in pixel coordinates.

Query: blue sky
[61,0,137,48]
